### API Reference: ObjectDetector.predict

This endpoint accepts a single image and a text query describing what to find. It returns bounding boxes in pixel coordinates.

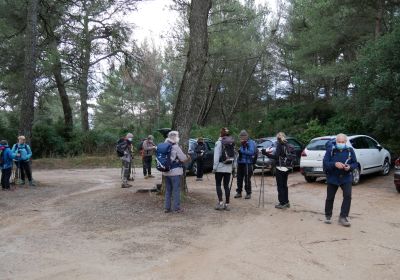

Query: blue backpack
[155,142,182,172]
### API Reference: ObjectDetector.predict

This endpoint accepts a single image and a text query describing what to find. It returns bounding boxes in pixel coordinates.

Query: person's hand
[335,162,345,169]
[212,169,216,174]
[344,164,350,171]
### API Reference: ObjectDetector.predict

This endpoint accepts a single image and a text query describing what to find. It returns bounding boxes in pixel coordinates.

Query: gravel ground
[0,168,399,280]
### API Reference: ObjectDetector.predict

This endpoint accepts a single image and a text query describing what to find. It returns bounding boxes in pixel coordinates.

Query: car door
[205,141,215,170]
[363,136,384,172]
[349,137,369,174]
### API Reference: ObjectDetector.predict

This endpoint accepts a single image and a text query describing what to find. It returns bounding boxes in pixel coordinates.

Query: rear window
[257,140,274,149]
[306,139,332,151]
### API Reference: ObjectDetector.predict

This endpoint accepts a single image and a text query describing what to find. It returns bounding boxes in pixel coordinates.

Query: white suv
[300,135,391,185]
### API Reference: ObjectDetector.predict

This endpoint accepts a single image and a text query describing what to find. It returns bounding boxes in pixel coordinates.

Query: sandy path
[0,168,399,280]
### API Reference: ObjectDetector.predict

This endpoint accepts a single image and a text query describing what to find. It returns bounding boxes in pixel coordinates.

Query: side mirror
[377,144,382,151]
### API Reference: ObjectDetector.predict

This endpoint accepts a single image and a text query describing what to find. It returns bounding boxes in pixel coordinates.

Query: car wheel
[190,161,198,176]
[352,166,360,185]
[304,176,316,183]
[381,158,390,176]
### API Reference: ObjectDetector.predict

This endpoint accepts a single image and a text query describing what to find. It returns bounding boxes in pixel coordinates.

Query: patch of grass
[33,155,144,170]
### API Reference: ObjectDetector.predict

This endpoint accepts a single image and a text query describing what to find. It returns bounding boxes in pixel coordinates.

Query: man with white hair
[161,131,189,213]
[142,135,156,179]
[323,133,358,227]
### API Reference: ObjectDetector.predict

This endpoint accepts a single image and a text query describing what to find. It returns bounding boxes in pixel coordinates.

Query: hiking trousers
[325,183,352,218]
[18,161,32,182]
[276,169,289,205]
[236,163,253,195]
[143,156,152,176]
[165,175,181,211]
[215,172,231,203]
[1,168,12,189]
[122,159,131,184]
[196,158,204,179]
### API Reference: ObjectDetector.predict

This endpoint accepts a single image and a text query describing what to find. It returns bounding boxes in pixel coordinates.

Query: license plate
[313,167,323,172]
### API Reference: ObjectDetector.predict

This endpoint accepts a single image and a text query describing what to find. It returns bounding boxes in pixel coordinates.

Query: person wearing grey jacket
[212,128,235,211]
[162,131,189,213]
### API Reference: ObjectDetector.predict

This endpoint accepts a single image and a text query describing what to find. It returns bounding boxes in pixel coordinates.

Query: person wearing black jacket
[262,132,291,209]
[195,138,206,181]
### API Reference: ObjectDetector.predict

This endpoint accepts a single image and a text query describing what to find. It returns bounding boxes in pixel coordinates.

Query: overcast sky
[129,0,279,46]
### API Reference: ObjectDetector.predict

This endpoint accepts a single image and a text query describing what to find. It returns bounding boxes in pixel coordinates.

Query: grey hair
[167,131,179,143]
[336,133,347,142]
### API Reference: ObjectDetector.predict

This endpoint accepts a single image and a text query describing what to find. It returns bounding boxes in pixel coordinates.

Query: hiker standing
[1,140,16,191]
[322,133,357,227]
[213,128,235,210]
[12,136,35,186]
[262,132,291,209]
[194,137,206,181]
[234,130,256,200]
[119,132,134,188]
[142,135,156,179]
[160,131,189,213]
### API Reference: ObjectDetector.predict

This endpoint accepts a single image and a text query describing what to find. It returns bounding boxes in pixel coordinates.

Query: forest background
[0,0,399,159]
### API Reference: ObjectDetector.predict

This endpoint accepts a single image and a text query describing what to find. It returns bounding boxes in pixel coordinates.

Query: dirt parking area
[0,168,399,280]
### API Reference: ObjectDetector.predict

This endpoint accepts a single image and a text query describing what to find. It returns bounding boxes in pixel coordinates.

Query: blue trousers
[165,175,181,211]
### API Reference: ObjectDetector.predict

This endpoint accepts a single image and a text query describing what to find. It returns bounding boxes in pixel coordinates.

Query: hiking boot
[224,203,230,211]
[324,216,332,224]
[144,176,149,179]
[196,178,203,181]
[148,175,155,178]
[245,194,251,199]
[121,183,132,188]
[339,217,351,227]
[283,202,290,208]
[215,202,224,210]
[19,180,25,185]
[164,209,171,213]
[234,193,242,198]
[29,181,36,186]
[275,203,284,209]
[174,208,184,214]
[128,177,135,181]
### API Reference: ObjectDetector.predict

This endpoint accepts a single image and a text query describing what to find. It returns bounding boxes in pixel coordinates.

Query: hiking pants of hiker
[325,183,352,218]
[236,163,253,195]
[143,156,152,176]
[19,161,32,182]
[196,158,204,179]
[122,160,131,184]
[215,172,231,203]
[1,168,11,189]
[165,175,181,211]
[276,169,289,205]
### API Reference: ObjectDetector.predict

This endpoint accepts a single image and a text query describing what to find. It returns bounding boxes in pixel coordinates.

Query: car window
[257,140,273,149]
[287,139,302,149]
[189,141,196,151]
[206,141,215,151]
[350,137,369,149]
[306,139,331,150]
[364,137,378,149]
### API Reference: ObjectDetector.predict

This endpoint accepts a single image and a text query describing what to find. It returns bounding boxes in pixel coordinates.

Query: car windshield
[306,139,332,151]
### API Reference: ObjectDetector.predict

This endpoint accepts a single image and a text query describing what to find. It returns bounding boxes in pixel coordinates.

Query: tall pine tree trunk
[19,0,39,141]
[172,0,212,152]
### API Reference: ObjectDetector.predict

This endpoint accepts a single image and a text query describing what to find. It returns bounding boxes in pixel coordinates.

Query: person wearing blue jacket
[234,130,256,199]
[1,140,16,190]
[12,135,35,186]
[323,133,358,227]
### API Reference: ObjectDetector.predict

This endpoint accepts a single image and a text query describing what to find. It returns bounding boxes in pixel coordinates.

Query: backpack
[250,140,258,164]
[278,143,296,168]
[0,149,4,166]
[116,139,127,157]
[220,137,235,164]
[155,142,181,172]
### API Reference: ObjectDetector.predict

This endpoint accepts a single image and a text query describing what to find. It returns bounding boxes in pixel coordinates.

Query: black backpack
[116,139,127,157]
[220,137,235,164]
[278,143,296,168]
[0,150,4,166]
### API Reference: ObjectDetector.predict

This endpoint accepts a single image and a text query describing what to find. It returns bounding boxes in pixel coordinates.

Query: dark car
[395,157,400,193]
[254,137,303,174]
[187,138,215,175]
[156,129,215,175]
